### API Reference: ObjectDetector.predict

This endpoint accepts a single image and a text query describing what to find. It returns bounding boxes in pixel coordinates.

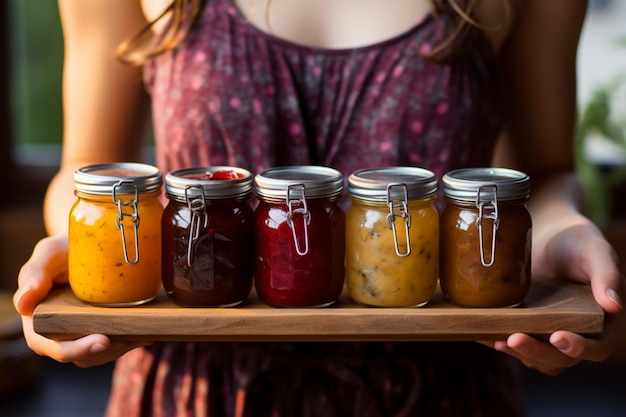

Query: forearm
[43,164,84,236]
[527,171,606,279]
[527,171,586,231]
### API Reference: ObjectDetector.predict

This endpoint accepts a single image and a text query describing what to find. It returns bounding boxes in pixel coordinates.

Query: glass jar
[162,166,254,307]
[345,167,439,307]
[254,166,345,307]
[68,162,163,306]
[440,167,532,307]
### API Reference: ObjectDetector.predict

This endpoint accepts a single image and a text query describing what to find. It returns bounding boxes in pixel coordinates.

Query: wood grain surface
[33,278,604,342]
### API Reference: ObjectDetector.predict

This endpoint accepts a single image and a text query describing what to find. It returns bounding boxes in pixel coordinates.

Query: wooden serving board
[33,278,604,342]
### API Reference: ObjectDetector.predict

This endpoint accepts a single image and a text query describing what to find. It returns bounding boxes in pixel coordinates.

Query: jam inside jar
[345,167,439,307]
[162,166,254,307]
[68,162,163,306]
[254,166,345,307]
[440,168,532,307]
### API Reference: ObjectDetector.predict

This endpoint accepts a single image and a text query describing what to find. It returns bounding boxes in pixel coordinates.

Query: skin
[14,0,624,375]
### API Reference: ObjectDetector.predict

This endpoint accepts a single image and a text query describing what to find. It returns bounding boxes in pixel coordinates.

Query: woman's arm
[46,0,151,236]
[488,0,624,375]
[14,0,153,367]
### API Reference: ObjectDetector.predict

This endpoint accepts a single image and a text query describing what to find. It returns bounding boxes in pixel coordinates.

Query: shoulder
[473,0,588,55]
[58,0,148,47]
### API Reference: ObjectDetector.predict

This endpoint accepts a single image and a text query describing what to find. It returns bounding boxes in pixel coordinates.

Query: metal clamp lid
[73,162,163,195]
[254,166,344,199]
[165,166,253,202]
[442,167,530,202]
[348,166,438,202]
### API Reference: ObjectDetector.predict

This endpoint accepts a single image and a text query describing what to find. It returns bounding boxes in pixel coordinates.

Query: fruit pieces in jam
[346,200,439,307]
[185,169,244,181]
[439,202,531,307]
[68,193,163,306]
[161,200,254,307]
[254,199,345,307]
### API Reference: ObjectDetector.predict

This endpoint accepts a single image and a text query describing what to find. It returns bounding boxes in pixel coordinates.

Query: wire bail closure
[386,183,412,257]
[286,184,311,256]
[185,185,209,267]
[476,184,500,267]
[113,180,141,264]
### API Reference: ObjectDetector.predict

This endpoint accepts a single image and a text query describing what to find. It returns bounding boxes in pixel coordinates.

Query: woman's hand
[14,234,149,368]
[481,219,625,376]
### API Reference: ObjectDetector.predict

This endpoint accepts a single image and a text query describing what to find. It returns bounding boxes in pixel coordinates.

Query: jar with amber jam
[346,167,439,307]
[162,166,254,307]
[440,168,531,307]
[68,163,163,306]
[254,166,345,307]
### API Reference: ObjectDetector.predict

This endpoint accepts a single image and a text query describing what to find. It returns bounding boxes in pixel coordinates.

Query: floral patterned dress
[105,0,526,416]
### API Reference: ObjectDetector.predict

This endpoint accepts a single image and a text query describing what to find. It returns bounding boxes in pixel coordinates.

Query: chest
[142,0,516,52]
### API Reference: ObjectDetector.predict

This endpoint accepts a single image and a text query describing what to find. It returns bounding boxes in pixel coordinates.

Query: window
[9,0,63,166]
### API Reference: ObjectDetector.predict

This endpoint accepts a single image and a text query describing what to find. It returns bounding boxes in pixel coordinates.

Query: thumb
[14,235,69,315]
[581,236,623,315]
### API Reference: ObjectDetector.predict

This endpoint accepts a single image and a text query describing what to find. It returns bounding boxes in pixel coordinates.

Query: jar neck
[257,195,340,205]
[166,193,251,205]
[349,194,437,208]
[75,189,162,203]
[443,196,528,208]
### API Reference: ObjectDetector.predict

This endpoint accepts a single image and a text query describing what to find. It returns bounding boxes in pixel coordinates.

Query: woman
[14,0,624,415]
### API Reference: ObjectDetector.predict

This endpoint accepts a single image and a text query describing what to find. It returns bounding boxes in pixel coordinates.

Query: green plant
[575,72,626,227]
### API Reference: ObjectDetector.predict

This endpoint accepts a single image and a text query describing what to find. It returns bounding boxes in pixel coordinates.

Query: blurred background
[0,1,625,416]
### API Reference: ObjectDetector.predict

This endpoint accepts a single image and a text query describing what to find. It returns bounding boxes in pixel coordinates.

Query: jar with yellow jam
[68,163,163,306]
[440,168,531,308]
[345,167,439,307]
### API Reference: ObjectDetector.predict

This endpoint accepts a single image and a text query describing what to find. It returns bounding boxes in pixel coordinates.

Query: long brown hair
[117,0,507,65]
[116,0,206,65]
[427,0,485,61]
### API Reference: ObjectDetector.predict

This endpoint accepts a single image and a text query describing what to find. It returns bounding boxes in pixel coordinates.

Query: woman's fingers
[481,308,624,376]
[21,315,150,368]
[481,335,577,376]
[14,234,150,367]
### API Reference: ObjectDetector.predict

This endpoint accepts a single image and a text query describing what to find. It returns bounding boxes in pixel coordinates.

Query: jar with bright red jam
[162,166,254,307]
[254,166,345,307]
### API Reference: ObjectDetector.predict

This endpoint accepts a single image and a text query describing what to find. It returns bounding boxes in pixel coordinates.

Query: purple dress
[106,0,525,416]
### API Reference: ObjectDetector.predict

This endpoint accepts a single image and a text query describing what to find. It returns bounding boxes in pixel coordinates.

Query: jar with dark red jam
[162,166,254,307]
[254,166,345,307]
[440,168,532,308]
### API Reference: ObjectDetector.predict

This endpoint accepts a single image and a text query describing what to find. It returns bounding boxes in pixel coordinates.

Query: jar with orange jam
[68,163,163,306]
[345,167,439,307]
[440,168,531,308]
